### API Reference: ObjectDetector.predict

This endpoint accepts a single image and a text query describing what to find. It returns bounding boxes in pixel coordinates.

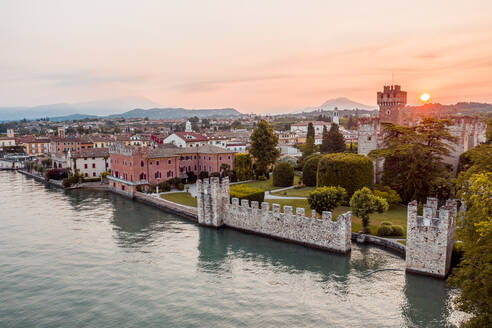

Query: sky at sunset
[1,0,491,113]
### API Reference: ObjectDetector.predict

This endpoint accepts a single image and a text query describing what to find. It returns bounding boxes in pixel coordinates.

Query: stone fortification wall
[406,198,456,278]
[197,177,352,254]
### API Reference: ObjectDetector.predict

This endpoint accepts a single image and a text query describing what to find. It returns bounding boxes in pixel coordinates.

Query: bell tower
[377,85,407,124]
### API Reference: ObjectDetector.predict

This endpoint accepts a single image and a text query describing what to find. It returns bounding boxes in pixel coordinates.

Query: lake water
[0,171,464,327]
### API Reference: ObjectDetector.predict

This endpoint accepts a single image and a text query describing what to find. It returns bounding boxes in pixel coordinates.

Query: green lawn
[270,186,314,197]
[160,192,197,207]
[235,175,301,191]
[264,199,407,236]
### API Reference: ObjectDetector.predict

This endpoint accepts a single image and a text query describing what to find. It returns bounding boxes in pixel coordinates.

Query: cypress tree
[307,122,315,140]
[326,123,346,153]
[320,125,329,153]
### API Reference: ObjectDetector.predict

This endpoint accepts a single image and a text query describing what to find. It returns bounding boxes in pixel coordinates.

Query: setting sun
[420,93,431,102]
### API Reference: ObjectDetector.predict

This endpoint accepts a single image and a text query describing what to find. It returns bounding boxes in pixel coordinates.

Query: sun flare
[420,93,431,102]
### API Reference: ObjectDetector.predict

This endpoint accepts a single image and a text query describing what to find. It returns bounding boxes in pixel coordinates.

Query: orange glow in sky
[0,1,491,113]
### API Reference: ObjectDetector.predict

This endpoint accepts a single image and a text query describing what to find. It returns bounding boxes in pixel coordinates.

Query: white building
[290,121,331,135]
[163,132,209,148]
[67,148,110,178]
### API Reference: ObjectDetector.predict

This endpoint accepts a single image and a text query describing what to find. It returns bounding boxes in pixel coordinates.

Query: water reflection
[197,226,351,282]
[403,273,453,327]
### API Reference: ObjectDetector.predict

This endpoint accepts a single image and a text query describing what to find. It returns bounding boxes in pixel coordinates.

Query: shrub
[317,153,374,195]
[45,168,68,181]
[186,171,197,184]
[377,224,394,236]
[258,175,267,181]
[100,171,110,178]
[230,185,265,204]
[157,181,171,192]
[199,171,209,179]
[234,153,253,181]
[308,186,347,215]
[82,177,101,182]
[392,225,404,236]
[273,162,294,187]
[210,172,220,178]
[376,222,404,237]
[374,186,402,204]
[176,183,185,191]
[302,155,321,187]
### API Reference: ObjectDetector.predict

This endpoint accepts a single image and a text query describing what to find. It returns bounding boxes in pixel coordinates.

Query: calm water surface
[0,172,463,327]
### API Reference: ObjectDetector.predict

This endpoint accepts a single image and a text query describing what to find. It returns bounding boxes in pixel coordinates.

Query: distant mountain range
[294,97,378,113]
[0,97,241,121]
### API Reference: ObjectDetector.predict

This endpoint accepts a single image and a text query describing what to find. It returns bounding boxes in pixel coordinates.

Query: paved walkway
[265,186,307,200]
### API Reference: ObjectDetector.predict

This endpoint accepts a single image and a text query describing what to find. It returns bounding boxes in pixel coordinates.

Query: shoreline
[15,169,406,257]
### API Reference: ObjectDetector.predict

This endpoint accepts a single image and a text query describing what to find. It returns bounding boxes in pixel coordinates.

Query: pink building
[108,143,234,194]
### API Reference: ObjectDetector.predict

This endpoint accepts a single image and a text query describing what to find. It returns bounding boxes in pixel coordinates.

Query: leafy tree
[449,170,492,327]
[231,120,243,129]
[346,115,357,130]
[486,117,492,144]
[325,123,346,153]
[308,186,347,215]
[320,125,329,153]
[297,136,315,169]
[350,187,388,233]
[234,153,253,181]
[307,122,315,140]
[273,162,294,187]
[249,120,279,178]
[369,118,458,203]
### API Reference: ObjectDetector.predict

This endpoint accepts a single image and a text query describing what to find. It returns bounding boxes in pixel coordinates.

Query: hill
[108,107,241,119]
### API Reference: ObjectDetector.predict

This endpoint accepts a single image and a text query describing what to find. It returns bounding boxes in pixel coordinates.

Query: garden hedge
[317,153,373,195]
[230,185,265,204]
[273,162,294,187]
[302,155,321,187]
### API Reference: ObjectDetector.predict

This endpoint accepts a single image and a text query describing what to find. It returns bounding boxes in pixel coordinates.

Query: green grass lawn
[270,186,314,197]
[160,192,197,207]
[235,175,301,191]
[264,199,407,236]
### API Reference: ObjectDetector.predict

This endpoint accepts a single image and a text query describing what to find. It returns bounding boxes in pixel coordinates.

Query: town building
[108,143,234,193]
[16,136,50,156]
[163,132,209,148]
[290,121,331,135]
[67,148,110,178]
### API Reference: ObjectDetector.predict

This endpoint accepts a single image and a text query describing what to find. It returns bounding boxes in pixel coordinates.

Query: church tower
[377,85,407,124]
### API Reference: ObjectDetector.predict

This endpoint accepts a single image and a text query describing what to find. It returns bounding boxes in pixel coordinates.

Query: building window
[84,164,88,169]
[141,161,144,167]
[85,173,88,177]
[168,160,171,164]
[93,172,96,177]
[156,161,159,166]
[219,156,222,160]
[92,163,96,168]
[155,172,161,179]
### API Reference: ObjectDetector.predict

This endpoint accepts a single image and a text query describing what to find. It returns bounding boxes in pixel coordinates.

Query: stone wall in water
[197,177,352,254]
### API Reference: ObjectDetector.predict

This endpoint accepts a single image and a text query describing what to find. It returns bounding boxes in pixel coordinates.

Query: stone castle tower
[377,85,407,124]
[196,177,230,227]
[406,198,457,278]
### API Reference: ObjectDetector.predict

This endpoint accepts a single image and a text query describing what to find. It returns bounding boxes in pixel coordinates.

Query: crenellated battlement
[406,197,457,278]
[197,177,352,253]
